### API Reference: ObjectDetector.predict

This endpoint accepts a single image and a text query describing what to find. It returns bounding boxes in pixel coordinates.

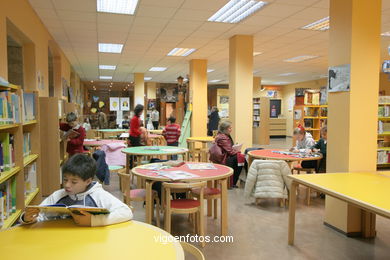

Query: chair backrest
[180,242,205,260]
[117,172,131,204]
[163,182,206,206]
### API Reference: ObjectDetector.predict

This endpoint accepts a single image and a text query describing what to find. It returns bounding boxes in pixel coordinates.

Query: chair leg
[199,210,205,248]
[306,188,311,206]
[193,213,198,234]
[155,197,160,228]
[164,209,171,233]
[213,199,218,219]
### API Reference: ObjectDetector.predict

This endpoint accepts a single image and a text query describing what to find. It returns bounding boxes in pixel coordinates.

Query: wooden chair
[180,242,205,260]
[186,140,208,162]
[163,182,206,247]
[117,172,160,227]
[292,166,316,206]
[191,181,221,219]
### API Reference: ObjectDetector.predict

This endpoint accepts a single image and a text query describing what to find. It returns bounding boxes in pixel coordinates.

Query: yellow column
[325,0,381,236]
[134,73,145,120]
[189,59,208,136]
[229,35,253,148]
[253,77,261,97]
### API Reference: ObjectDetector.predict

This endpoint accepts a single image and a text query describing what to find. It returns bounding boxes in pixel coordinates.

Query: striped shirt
[163,124,181,144]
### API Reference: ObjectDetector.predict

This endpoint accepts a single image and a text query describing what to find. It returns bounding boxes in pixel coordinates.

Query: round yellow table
[0,219,184,260]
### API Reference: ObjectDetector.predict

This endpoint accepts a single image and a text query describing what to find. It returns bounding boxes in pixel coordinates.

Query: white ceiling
[28,0,390,85]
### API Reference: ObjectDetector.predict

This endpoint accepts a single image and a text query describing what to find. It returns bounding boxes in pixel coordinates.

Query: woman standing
[129,104,144,147]
[207,106,220,136]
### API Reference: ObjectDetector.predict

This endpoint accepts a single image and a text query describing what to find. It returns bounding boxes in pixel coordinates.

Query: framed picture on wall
[328,64,350,92]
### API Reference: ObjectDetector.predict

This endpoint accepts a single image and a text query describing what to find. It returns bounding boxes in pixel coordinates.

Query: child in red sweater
[163,116,181,160]
[60,112,86,157]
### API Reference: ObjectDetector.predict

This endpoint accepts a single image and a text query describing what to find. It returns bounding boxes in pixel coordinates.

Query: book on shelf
[320,107,328,117]
[378,121,390,134]
[304,107,318,117]
[0,133,15,172]
[253,122,260,127]
[0,176,17,225]
[377,150,390,164]
[379,96,390,104]
[304,90,320,105]
[23,132,31,158]
[304,119,313,129]
[24,162,37,195]
[22,92,36,122]
[253,104,260,109]
[378,106,390,117]
[0,91,21,125]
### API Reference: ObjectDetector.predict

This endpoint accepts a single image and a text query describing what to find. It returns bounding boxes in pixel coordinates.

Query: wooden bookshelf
[252,97,270,145]
[0,86,41,229]
[293,105,328,143]
[39,97,62,196]
[377,102,390,168]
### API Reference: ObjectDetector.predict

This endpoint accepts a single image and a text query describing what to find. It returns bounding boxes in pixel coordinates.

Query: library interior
[0,0,390,259]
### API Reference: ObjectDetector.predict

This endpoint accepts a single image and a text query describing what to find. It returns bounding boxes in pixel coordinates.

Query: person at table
[129,104,144,147]
[21,154,133,226]
[82,117,91,132]
[151,107,160,130]
[207,106,220,136]
[162,116,181,160]
[210,121,244,188]
[122,115,130,129]
[311,126,327,173]
[140,120,150,146]
[60,112,86,157]
[98,111,108,129]
[291,125,317,169]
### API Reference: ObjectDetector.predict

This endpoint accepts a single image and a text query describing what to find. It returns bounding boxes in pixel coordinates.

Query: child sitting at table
[140,121,150,146]
[21,154,133,226]
[312,126,327,173]
[163,116,181,160]
[291,125,317,169]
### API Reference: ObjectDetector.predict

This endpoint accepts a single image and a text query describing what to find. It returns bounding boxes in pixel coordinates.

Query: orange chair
[163,182,206,247]
[118,172,160,227]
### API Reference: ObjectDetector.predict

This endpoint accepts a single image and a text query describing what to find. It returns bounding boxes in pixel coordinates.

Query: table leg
[220,178,228,236]
[207,181,212,217]
[248,155,253,168]
[145,180,153,224]
[288,181,298,245]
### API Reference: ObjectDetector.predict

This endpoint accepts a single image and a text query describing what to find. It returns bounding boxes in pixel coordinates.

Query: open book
[232,143,243,152]
[63,129,80,139]
[156,170,199,181]
[27,204,110,215]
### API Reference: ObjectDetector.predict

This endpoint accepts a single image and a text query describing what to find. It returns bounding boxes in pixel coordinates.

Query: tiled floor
[105,138,390,260]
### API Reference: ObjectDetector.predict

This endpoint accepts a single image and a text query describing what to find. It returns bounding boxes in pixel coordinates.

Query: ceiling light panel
[284,55,318,63]
[207,69,215,73]
[209,79,222,83]
[167,48,196,57]
[97,0,139,15]
[279,72,296,76]
[301,17,329,31]
[100,76,113,80]
[98,43,123,53]
[149,67,167,72]
[99,65,116,70]
[144,77,152,81]
[208,0,268,24]
[253,52,263,56]
[381,31,390,36]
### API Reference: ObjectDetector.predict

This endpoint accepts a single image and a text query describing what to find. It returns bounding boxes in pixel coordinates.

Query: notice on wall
[120,97,130,111]
[110,97,120,111]
[328,64,350,92]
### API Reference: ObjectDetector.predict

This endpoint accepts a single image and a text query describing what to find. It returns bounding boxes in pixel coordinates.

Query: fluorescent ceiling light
[207,69,215,73]
[149,67,167,72]
[381,31,390,36]
[209,80,222,83]
[253,52,263,56]
[97,0,139,15]
[208,0,268,24]
[284,55,318,63]
[144,77,152,81]
[100,76,112,80]
[272,81,288,85]
[98,43,123,53]
[279,72,296,76]
[167,48,196,57]
[99,65,116,70]
[301,16,329,31]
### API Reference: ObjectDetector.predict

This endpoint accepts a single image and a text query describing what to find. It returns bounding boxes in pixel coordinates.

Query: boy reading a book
[21,154,133,226]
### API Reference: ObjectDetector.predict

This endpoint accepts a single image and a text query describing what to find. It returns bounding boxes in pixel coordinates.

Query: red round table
[132,162,233,236]
[247,149,322,167]
[83,139,126,147]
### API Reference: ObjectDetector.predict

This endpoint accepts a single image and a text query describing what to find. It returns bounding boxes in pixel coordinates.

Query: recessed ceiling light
[301,17,329,31]
[99,65,116,70]
[167,48,196,57]
[90,80,94,83]
[144,77,152,81]
[284,55,318,63]
[98,43,123,53]
[97,0,139,15]
[209,79,222,83]
[208,0,268,24]
[253,52,263,56]
[149,67,167,72]
[279,72,296,76]
[381,31,390,36]
[100,76,112,80]
[207,69,215,73]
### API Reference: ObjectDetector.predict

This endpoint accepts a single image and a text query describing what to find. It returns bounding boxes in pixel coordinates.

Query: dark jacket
[312,138,327,158]
[59,123,86,156]
[92,150,110,185]
[210,133,237,165]
[208,111,220,132]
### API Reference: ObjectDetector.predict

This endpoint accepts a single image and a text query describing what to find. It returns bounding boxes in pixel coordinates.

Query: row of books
[253,122,260,127]
[378,121,390,134]
[378,106,390,117]
[379,96,390,104]
[0,133,15,172]
[377,150,390,164]
[253,116,260,121]
[0,90,36,125]
[0,177,17,225]
[304,91,320,105]
[24,162,37,195]
[23,132,31,158]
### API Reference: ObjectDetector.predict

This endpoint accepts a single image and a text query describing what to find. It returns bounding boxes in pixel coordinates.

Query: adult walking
[151,108,160,130]
[207,106,220,136]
